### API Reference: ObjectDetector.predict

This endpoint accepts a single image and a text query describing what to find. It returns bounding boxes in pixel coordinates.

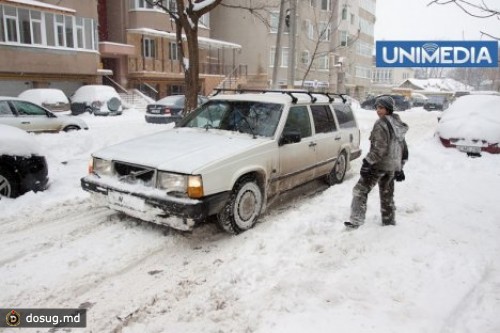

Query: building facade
[0,0,100,96]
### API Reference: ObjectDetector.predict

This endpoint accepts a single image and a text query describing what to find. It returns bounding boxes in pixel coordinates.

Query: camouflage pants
[350,170,396,225]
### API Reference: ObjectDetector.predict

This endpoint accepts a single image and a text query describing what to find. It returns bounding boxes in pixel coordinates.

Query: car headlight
[90,157,113,176]
[157,172,203,198]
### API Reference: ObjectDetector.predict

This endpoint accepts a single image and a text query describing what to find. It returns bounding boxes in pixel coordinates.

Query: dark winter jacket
[365,114,409,171]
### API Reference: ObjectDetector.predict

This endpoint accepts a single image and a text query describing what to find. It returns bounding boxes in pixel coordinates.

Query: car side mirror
[279,128,301,146]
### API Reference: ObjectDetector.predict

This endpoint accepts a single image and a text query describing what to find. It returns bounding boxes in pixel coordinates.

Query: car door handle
[334,136,341,141]
[309,142,317,147]
[21,121,31,124]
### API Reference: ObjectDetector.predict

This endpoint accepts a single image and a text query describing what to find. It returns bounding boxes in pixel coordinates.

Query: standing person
[345,96,409,229]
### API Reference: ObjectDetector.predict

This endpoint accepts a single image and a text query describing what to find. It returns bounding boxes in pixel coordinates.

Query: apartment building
[210,0,376,99]
[0,0,241,98]
[0,0,100,96]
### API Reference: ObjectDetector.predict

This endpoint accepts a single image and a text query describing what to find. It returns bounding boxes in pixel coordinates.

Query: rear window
[333,104,356,129]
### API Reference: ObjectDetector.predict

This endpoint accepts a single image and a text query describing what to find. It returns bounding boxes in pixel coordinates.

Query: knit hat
[375,96,395,114]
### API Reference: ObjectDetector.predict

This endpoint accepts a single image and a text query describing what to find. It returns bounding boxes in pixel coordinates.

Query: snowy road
[1,108,499,333]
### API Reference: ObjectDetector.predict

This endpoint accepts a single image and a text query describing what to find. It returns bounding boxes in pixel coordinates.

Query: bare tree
[427,0,500,39]
[145,0,223,113]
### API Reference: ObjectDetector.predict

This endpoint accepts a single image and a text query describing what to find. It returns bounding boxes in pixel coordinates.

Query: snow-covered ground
[1,107,499,333]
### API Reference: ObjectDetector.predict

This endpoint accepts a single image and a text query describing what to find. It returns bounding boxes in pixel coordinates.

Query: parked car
[70,85,123,116]
[0,124,49,198]
[410,92,428,107]
[81,90,362,234]
[437,94,500,156]
[361,94,410,111]
[18,88,70,112]
[145,95,209,124]
[424,95,449,111]
[0,97,88,133]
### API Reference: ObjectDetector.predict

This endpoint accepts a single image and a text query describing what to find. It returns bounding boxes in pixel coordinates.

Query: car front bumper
[81,175,230,230]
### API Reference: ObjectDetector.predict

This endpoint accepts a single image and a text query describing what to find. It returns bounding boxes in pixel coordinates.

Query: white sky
[375,0,500,41]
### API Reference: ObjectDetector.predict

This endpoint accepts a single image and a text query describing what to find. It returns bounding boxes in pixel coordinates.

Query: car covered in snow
[81,90,362,234]
[18,88,70,112]
[437,94,500,156]
[70,85,123,116]
[0,124,49,198]
[145,94,209,124]
[0,97,88,133]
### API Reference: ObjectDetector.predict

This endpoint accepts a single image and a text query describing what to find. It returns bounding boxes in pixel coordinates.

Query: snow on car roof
[71,85,120,103]
[18,88,69,105]
[0,124,42,156]
[437,94,500,143]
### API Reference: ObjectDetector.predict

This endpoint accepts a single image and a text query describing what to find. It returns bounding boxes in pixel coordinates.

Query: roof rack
[212,88,348,104]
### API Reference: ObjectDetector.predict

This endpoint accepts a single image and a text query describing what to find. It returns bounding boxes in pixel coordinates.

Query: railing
[103,75,128,94]
[136,81,159,100]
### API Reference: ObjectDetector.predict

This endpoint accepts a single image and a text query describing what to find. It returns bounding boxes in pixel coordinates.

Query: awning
[127,28,241,50]
[1,0,75,14]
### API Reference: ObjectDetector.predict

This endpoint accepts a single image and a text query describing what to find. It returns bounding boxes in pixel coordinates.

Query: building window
[340,30,348,46]
[142,37,156,58]
[30,10,42,45]
[65,15,74,48]
[321,0,330,11]
[169,42,179,60]
[0,6,3,42]
[341,6,347,20]
[301,50,310,65]
[303,19,314,39]
[200,13,209,28]
[269,47,289,68]
[4,6,18,43]
[318,22,330,41]
[55,14,64,46]
[75,17,84,48]
[318,54,329,70]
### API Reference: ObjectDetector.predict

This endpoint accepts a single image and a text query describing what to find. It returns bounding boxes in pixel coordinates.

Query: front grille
[113,161,155,186]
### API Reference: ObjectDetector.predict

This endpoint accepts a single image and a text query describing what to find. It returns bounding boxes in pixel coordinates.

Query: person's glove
[395,170,405,182]
[360,159,373,178]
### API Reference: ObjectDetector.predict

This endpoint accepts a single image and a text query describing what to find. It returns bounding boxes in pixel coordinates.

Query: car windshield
[429,96,445,102]
[179,100,284,138]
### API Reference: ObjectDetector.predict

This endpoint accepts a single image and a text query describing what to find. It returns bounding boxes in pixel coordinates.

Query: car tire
[63,125,80,132]
[0,166,20,198]
[325,151,347,186]
[107,97,121,112]
[216,176,263,234]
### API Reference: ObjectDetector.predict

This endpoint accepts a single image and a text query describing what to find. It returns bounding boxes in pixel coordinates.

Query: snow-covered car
[411,92,428,107]
[81,90,362,234]
[0,124,49,198]
[437,94,500,155]
[18,88,70,112]
[145,95,209,124]
[70,85,123,116]
[0,97,89,133]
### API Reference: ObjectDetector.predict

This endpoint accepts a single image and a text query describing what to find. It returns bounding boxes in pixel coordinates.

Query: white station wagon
[81,90,361,234]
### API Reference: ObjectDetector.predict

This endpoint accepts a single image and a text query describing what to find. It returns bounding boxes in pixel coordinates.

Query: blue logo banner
[376,41,499,68]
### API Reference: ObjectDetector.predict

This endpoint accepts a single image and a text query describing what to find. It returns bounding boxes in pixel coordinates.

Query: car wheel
[0,167,20,198]
[216,176,263,234]
[107,97,121,112]
[63,125,80,132]
[325,151,347,186]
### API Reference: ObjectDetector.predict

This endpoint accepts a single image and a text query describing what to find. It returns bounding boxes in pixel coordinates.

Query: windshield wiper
[234,109,257,139]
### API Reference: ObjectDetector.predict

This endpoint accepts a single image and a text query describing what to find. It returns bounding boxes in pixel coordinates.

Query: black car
[424,96,449,111]
[361,94,411,111]
[0,125,49,198]
[145,95,208,124]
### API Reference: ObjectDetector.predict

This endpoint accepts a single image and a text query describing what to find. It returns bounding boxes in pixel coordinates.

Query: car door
[10,101,60,132]
[277,105,316,192]
[310,104,341,177]
[0,101,21,128]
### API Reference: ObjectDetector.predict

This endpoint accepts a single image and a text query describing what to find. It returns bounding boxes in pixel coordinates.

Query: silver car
[0,97,88,132]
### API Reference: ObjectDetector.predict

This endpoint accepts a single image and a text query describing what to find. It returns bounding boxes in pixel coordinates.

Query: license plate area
[457,145,481,154]
[108,191,145,212]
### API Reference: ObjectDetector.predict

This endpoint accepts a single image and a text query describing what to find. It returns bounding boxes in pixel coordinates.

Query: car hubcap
[335,155,346,180]
[238,190,257,221]
[0,175,11,197]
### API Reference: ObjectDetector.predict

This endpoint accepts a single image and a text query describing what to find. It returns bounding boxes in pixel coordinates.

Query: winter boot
[344,221,360,229]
